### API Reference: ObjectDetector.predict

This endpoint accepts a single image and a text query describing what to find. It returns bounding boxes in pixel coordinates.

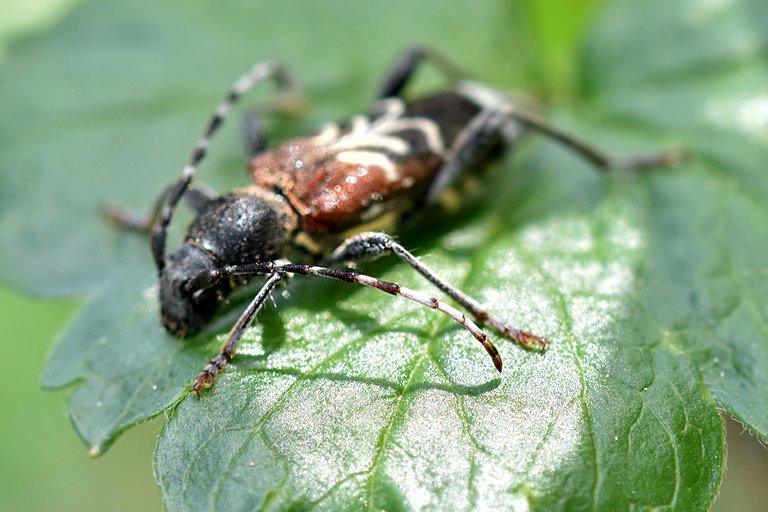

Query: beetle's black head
[159,191,294,336]
[159,243,223,336]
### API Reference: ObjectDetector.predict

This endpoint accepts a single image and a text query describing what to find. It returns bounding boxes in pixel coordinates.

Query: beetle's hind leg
[425,97,686,204]
[498,104,686,172]
[329,232,547,351]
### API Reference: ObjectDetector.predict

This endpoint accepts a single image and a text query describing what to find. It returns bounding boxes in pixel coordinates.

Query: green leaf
[583,0,768,440]
[3,0,766,509]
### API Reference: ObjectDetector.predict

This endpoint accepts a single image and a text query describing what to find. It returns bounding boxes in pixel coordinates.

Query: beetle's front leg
[329,232,547,351]
[191,256,505,393]
[193,270,287,394]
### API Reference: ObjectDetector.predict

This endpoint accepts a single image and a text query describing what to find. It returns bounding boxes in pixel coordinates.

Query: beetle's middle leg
[329,232,547,351]
[240,88,305,157]
[103,183,216,233]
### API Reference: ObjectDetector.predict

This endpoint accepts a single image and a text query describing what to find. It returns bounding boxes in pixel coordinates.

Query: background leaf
[2,0,766,510]
[584,0,768,438]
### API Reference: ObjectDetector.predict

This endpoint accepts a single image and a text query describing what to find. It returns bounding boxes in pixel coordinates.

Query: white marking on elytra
[311,98,447,182]
[312,123,341,145]
[332,131,409,155]
[336,150,399,179]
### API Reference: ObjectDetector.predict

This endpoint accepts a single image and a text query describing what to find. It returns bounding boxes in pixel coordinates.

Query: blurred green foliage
[0,287,162,511]
[0,3,160,511]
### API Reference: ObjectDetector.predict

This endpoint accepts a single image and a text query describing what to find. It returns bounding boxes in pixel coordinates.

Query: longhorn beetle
[107,47,682,394]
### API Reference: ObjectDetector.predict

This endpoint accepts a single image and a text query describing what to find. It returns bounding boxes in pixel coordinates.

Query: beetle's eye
[183,276,208,296]
[181,279,194,295]
[184,268,222,296]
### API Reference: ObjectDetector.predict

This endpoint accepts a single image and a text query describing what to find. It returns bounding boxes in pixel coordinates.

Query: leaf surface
[2,0,766,510]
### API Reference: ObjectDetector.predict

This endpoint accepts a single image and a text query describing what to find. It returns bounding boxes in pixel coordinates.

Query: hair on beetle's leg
[151,61,300,274]
[388,243,547,350]
[329,232,547,351]
[192,271,287,394]
[500,104,686,172]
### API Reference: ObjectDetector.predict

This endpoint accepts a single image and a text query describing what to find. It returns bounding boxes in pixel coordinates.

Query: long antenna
[151,61,297,272]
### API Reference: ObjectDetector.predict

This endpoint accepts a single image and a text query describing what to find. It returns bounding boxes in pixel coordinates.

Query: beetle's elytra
[106,47,682,393]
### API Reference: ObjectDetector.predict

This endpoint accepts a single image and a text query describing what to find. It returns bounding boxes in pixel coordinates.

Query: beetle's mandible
[106,48,683,394]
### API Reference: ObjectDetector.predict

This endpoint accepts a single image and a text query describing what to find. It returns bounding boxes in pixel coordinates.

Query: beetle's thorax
[158,189,297,336]
[186,188,297,265]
